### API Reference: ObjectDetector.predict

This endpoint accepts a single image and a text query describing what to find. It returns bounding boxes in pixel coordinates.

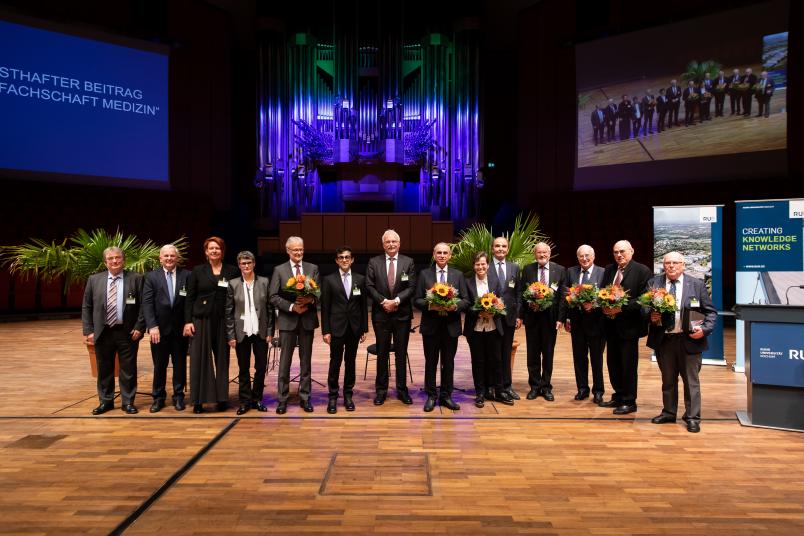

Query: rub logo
[790,350,804,360]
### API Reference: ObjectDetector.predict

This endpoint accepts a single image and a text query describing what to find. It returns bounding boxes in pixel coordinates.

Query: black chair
[363,325,417,382]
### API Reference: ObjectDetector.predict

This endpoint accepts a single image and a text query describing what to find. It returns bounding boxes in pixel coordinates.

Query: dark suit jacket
[414,266,469,338]
[564,264,606,336]
[757,77,775,97]
[486,258,521,327]
[683,87,699,104]
[519,261,566,325]
[184,263,240,320]
[656,95,668,113]
[667,85,682,104]
[320,270,369,338]
[601,261,652,339]
[646,274,718,354]
[225,275,275,342]
[617,101,633,120]
[82,270,145,339]
[268,260,320,331]
[741,73,758,88]
[142,267,190,336]
[463,276,504,336]
[605,104,618,124]
[365,254,416,323]
[590,109,605,128]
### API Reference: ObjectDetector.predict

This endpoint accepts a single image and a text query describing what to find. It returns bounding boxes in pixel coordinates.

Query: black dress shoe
[574,390,590,401]
[687,420,701,433]
[495,392,515,406]
[542,389,555,402]
[344,397,355,411]
[253,402,268,412]
[613,404,637,415]
[681,415,690,423]
[193,404,203,414]
[216,401,229,412]
[92,402,113,415]
[440,398,460,411]
[150,400,165,413]
[507,389,520,400]
[526,389,540,400]
[237,404,250,415]
[373,394,386,406]
[592,393,603,405]
[300,399,314,413]
[396,392,413,405]
[174,399,186,411]
[599,398,620,408]
[276,402,287,414]
[651,414,676,424]
[327,399,337,414]
[483,388,494,401]
[123,404,138,415]
[474,396,485,408]
[423,397,436,412]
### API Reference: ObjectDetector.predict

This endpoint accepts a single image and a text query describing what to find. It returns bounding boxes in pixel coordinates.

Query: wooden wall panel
[344,215,367,253]
[322,215,345,253]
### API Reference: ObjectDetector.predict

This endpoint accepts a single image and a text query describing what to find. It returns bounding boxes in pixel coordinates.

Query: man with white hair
[646,252,717,433]
[142,244,191,412]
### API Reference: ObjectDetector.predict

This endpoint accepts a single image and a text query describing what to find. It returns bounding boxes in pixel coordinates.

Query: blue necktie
[166,271,174,305]
[439,269,446,283]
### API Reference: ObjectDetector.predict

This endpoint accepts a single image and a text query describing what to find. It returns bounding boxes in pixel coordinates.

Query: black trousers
[277,326,314,402]
[757,95,772,117]
[606,334,639,405]
[95,324,139,406]
[669,102,680,125]
[468,331,502,395]
[657,110,667,132]
[149,330,188,402]
[714,93,726,116]
[422,330,459,399]
[570,327,605,394]
[684,103,696,125]
[645,111,654,133]
[235,335,268,403]
[742,91,753,115]
[373,318,410,396]
[525,318,557,391]
[730,92,741,114]
[189,315,230,404]
[656,335,702,421]
[328,330,359,399]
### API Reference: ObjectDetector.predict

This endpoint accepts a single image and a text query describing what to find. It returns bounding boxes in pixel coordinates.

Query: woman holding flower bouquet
[464,252,515,408]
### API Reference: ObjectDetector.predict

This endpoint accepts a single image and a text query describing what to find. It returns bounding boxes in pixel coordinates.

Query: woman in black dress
[183,236,240,413]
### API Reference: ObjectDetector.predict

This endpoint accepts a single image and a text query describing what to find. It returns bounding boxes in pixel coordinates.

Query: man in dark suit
[225,250,274,415]
[365,229,416,406]
[642,91,655,134]
[700,73,713,121]
[600,240,652,415]
[605,99,618,142]
[268,236,320,414]
[741,67,757,116]
[656,88,669,132]
[414,242,470,412]
[142,244,190,413]
[667,79,682,127]
[728,68,742,115]
[321,246,368,414]
[683,80,698,126]
[82,246,144,415]
[631,95,643,138]
[519,242,566,401]
[713,70,728,117]
[563,245,606,404]
[646,252,717,433]
[756,70,775,118]
[486,236,522,400]
[617,95,632,140]
[590,105,606,146]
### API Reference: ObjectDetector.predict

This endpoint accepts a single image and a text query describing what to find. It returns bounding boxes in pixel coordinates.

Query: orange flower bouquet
[597,284,629,319]
[472,292,507,316]
[523,281,554,312]
[284,274,321,299]
[565,283,599,312]
[426,282,459,316]
[638,287,677,325]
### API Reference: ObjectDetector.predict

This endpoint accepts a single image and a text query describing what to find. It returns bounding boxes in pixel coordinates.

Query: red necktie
[387,257,395,296]
[614,268,623,286]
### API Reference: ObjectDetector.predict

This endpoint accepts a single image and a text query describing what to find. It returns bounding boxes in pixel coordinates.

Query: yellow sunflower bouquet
[425,282,459,316]
[597,284,629,319]
[523,281,554,312]
[565,283,599,312]
[284,273,321,299]
[472,292,507,316]
[637,287,677,325]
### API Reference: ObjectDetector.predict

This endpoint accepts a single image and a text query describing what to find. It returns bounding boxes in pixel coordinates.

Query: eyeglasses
[336,255,352,260]
[239,261,253,265]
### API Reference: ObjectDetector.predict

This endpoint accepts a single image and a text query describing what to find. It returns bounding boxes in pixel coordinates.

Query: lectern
[734,304,804,432]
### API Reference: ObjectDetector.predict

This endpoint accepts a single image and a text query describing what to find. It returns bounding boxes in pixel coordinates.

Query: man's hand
[296,295,314,306]
[266,336,273,344]
[381,299,398,313]
[183,323,195,337]
[650,310,661,323]
[323,334,331,344]
[228,339,236,348]
[555,321,563,331]
[689,326,705,340]
[564,320,571,333]
[292,303,308,314]
[360,332,367,343]
[149,327,161,344]
[131,329,143,342]
[85,333,94,345]
[515,318,522,329]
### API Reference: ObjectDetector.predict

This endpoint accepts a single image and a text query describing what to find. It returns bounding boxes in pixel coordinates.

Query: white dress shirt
[666,274,684,334]
[242,278,259,336]
[474,276,494,333]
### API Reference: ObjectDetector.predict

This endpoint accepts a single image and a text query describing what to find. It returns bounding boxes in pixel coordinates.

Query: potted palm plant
[0,228,188,376]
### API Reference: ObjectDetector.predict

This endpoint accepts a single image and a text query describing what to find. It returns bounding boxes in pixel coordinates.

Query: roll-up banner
[653,205,725,364]
[735,198,804,372]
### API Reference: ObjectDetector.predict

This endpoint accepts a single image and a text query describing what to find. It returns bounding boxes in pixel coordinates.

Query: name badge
[218,279,229,288]
[689,298,700,308]
[125,297,136,305]
[178,289,187,297]
[352,288,362,296]
[508,279,516,288]
[401,273,409,282]
[550,282,558,291]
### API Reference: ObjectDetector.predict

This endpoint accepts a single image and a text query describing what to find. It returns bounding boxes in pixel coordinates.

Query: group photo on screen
[574,1,788,171]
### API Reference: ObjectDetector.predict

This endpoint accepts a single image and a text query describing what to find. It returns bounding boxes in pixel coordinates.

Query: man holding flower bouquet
[563,245,606,404]
[268,236,320,414]
[414,242,469,412]
[519,242,566,402]
[600,240,651,415]
[645,252,717,433]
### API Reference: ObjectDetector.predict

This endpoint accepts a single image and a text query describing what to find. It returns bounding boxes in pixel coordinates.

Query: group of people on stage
[590,68,777,145]
[81,231,717,432]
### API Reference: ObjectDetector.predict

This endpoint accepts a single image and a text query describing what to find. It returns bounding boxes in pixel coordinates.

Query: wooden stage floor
[1,317,803,534]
